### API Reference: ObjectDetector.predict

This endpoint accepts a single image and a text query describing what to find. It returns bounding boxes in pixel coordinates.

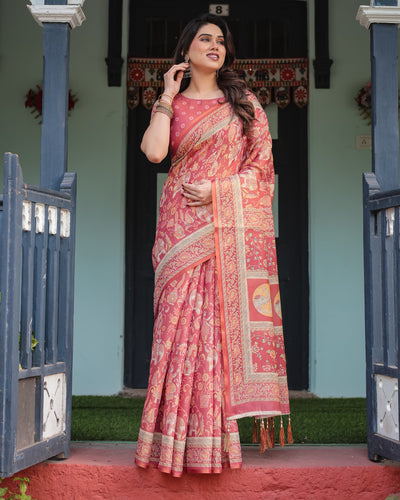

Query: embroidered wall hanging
[127,57,309,110]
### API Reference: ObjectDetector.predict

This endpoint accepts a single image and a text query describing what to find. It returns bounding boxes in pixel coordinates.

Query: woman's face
[187,23,226,74]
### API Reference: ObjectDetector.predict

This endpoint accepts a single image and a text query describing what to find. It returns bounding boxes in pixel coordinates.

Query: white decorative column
[28,0,86,29]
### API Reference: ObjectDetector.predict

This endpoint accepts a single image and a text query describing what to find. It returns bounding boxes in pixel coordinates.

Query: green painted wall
[308,0,371,396]
[0,0,381,397]
[0,0,127,395]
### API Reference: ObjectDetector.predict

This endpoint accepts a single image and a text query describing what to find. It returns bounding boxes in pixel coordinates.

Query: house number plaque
[209,4,229,16]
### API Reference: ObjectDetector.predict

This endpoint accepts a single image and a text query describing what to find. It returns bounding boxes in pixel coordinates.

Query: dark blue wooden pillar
[371,24,399,190]
[370,1,400,191]
[40,0,70,190]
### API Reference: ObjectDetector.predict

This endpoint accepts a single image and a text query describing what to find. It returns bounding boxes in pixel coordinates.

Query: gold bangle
[155,108,173,119]
[157,101,173,111]
[158,99,173,109]
[161,93,173,103]
[155,102,173,119]
[157,101,173,114]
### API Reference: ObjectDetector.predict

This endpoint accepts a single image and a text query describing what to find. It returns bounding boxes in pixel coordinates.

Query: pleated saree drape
[135,92,290,477]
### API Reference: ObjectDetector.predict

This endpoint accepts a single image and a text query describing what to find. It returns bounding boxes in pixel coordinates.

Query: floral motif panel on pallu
[127,57,309,110]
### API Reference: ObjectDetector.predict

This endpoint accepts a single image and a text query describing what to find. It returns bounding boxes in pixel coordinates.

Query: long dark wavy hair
[173,13,255,134]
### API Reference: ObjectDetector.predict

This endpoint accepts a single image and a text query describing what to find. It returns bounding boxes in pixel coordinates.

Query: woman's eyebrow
[198,33,225,38]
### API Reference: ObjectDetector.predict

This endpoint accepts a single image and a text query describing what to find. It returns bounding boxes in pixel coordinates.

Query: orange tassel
[252,417,258,444]
[259,419,266,453]
[287,416,294,444]
[265,418,272,449]
[223,422,231,452]
[223,432,230,452]
[279,416,285,447]
[270,418,275,448]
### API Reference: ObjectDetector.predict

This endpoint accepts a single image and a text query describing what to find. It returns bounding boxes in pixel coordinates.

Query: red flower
[25,84,78,122]
[68,91,78,111]
[355,82,371,110]
[354,82,372,124]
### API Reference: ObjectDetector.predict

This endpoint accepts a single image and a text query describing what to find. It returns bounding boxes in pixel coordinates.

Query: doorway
[124,0,309,390]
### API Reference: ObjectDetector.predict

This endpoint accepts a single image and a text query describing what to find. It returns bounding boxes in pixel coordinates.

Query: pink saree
[134,92,290,477]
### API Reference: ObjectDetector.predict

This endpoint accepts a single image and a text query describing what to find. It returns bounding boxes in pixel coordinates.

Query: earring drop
[183,55,191,79]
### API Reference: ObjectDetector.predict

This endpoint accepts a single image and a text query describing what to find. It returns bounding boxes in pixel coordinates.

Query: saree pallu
[135,93,289,477]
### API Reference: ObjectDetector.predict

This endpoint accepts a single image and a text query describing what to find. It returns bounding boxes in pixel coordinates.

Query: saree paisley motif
[135,92,290,477]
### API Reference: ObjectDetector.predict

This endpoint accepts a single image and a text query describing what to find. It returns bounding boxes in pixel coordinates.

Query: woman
[135,13,291,477]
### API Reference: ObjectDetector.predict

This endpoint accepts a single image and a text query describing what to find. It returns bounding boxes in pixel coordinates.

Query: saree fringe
[252,416,294,452]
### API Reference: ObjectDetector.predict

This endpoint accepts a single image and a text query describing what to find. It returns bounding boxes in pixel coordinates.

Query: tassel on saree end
[257,415,290,451]
[259,419,266,453]
[279,416,285,447]
[287,416,294,444]
[265,418,272,449]
[252,417,258,444]
[269,417,275,448]
[223,422,231,452]
[223,432,230,452]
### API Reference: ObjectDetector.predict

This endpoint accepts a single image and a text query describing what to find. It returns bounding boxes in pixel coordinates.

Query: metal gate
[0,153,77,477]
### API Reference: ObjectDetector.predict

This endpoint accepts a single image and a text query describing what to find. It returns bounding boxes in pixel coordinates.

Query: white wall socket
[356,134,372,150]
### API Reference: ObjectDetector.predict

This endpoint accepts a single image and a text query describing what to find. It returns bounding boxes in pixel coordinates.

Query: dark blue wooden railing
[0,153,76,477]
[363,172,400,461]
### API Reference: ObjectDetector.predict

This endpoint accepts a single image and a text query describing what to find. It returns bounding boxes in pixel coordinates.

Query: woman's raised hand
[181,180,212,207]
[163,62,189,99]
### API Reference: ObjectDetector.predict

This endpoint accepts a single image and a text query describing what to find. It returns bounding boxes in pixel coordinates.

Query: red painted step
[2,443,400,499]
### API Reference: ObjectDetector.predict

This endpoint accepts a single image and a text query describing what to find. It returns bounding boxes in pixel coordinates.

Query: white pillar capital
[357,5,400,29]
[27,2,86,29]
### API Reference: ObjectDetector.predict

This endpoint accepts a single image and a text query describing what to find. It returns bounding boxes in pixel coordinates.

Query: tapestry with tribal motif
[127,57,308,110]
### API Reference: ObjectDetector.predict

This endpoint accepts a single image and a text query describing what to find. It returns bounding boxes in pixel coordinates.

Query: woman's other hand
[181,180,212,206]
